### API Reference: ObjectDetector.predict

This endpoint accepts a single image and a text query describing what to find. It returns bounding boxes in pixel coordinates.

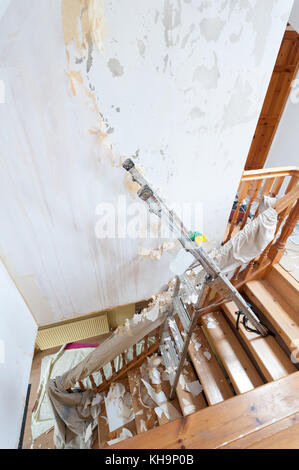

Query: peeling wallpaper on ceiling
[0,0,293,325]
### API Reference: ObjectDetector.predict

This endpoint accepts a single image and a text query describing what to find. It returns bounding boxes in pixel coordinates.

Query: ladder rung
[173,296,191,331]
[168,318,184,352]
[160,344,175,385]
[181,273,198,303]
[164,335,179,368]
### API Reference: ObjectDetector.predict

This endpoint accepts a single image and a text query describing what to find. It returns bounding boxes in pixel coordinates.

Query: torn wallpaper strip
[105,382,134,432]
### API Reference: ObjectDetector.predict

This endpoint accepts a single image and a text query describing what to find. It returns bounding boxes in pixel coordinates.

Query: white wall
[0,262,37,449]
[266,67,299,168]
[0,0,11,21]
[0,0,293,325]
[290,0,299,32]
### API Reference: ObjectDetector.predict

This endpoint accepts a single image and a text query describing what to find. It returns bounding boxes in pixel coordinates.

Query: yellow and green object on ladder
[189,231,206,246]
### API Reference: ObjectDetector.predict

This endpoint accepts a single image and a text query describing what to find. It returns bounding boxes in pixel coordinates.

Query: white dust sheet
[31,347,102,440]
[31,337,155,440]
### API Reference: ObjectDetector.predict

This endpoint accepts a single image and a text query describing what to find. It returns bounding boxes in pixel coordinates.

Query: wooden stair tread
[221,412,299,449]
[244,279,299,350]
[201,311,263,394]
[223,301,296,381]
[112,417,137,441]
[247,421,299,449]
[127,367,158,434]
[175,360,207,416]
[135,357,183,426]
[156,397,182,426]
[188,325,234,405]
[100,377,137,447]
[110,371,299,449]
[152,362,182,426]
[266,264,299,313]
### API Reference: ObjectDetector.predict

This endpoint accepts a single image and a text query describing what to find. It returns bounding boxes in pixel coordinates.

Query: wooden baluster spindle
[111,359,116,376]
[225,181,250,243]
[270,176,285,197]
[78,381,85,391]
[258,178,298,268]
[133,343,137,361]
[155,326,160,345]
[100,367,107,387]
[143,334,149,353]
[121,351,126,368]
[89,374,97,393]
[269,199,299,264]
[239,179,263,230]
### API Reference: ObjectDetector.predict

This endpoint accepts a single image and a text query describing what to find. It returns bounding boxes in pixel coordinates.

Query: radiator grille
[36,314,109,350]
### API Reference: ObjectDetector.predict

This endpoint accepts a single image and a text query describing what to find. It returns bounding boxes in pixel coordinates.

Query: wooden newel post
[269,199,299,264]
[258,208,287,268]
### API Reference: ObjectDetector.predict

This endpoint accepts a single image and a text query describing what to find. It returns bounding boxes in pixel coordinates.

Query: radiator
[36,314,109,350]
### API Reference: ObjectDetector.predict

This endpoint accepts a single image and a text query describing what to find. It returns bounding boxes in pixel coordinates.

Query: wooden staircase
[90,166,299,448]
[95,263,299,449]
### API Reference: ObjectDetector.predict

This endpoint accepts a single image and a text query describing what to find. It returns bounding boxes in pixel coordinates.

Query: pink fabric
[65,342,98,350]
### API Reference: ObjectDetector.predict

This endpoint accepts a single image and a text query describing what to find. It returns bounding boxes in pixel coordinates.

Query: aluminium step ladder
[123,158,269,399]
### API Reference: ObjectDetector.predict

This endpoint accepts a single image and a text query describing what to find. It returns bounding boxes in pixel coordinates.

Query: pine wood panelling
[245,30,299,170]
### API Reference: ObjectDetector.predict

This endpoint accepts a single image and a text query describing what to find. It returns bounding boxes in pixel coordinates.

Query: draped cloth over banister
[211,187,298,276]
[46,293,172,448]
[214,203,277,275]
[57,295,172,392]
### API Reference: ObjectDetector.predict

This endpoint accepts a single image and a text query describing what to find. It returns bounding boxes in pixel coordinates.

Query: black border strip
[18,383,31,449]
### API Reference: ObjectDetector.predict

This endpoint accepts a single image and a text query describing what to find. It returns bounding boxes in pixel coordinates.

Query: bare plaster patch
[86,35,94,72]
[107,58,124,77]
[189,107,205,120]
[246,0,275,66]
[193,52,220,89]
[222,77,255,129]
[200,17,225,42]
[137,39,146,58]
[181,23,195,48]
[163,0,182,47]
[230,27,243,43]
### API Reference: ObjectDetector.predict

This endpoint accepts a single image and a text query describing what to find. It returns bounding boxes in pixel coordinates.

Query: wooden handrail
[85,326,161,394]
[273,187,299,214]
[241,166,299,181]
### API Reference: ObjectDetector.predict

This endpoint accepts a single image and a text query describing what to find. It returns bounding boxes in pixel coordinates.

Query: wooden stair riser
[244,280,299,354]
[188,325,234,405]
[222,301,296,382]
[201,311,264,394]
[265,264,299,313]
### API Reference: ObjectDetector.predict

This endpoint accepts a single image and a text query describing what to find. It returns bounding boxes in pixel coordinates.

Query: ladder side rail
[169,282,211,399]
[123,159,268,337]
[159,276,181,340]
